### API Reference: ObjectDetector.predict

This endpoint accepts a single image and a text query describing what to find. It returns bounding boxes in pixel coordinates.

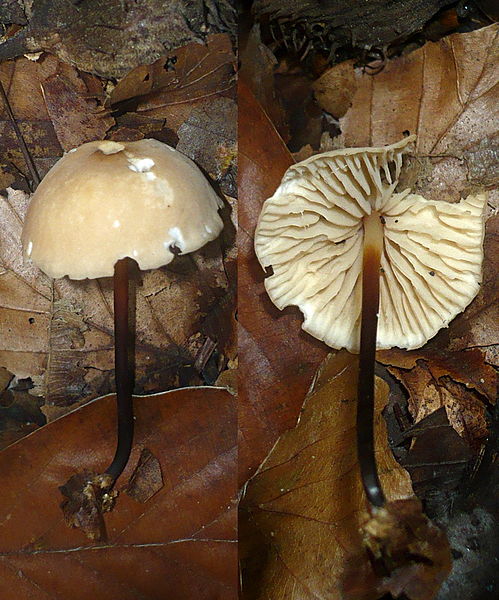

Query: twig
[0,76,41,189]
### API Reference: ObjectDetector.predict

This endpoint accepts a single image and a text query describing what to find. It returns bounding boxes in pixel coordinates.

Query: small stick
[357,211,385,507]
[105,258,134,481]
[0,77,40,188]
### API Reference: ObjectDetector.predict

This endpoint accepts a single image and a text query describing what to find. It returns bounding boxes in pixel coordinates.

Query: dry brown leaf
[388,362,489,446]
[340,24,498,203]
[241,351,413,599]
[240,24,289,143]
[238,79,328,483]
[177,95,237,195]
[0,187,235,444]
[0,56,61,188]
[0,386,237,599]
[41,73,114,151]
[111,34,236,114]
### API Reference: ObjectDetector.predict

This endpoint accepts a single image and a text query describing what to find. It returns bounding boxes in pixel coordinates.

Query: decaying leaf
[0,387,237,598]
[340,24,499,204]
[241,351,415,599]
[238,79,328,482]
[41,73,114,151]
[313,59,357,118]
[398,407,473,497]
[126,447,164,504]
[240,24,289,143]
[111,34,236,114]
[177,95,237,196]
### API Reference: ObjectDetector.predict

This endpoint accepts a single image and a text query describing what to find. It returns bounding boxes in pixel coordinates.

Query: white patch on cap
[127,157,155,173]
[112,220,121,228]
[205,225,212,234]
[132,250,138,257]
[98,141,125,155]
[26,241,33,257]
[144,171,156,181]
[67,148,77,154]
[168,227,185,250]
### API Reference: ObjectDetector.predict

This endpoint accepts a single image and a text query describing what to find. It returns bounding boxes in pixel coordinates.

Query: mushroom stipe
[106,257,134,482]
[358,211,385,507]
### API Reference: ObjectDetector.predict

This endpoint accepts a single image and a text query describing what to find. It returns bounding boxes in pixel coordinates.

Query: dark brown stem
[105,258,134,481]
[357,211,385,507]
[0,77,40,189]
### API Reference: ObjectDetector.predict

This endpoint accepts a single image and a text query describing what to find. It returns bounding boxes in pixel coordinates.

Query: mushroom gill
[254,136,486,353]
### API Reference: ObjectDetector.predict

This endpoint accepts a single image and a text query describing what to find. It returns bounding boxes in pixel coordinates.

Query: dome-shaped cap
[22,139,224,279]
[255,137,486,352]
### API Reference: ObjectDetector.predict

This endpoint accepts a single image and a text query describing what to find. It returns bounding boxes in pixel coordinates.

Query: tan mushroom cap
[22,139,224,280]
[255,136,486,353]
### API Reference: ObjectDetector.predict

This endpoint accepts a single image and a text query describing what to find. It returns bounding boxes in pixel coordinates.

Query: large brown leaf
[0,387,237,599]
[238,79,328,482]
[340,24,498,204]
[241,351,414,599]
[111,34,236,112]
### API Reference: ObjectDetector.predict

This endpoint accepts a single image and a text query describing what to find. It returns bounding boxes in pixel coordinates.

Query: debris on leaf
[126,447,164,503]
[359,498,451,600]
[59,470,116,541]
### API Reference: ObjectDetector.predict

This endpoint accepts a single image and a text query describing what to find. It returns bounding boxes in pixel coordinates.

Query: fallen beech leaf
[111,34,236,114]
[340,24,499,204]
[0,187,235,445]
[0,387,237,599]
[387,362,489,446]
[240,24,289,143]
[238,79,328,482]
[378,347,496,405]
[241,351,414,599]
[41,73,114,151]
[177,96,237,195]
[0,56,61,189]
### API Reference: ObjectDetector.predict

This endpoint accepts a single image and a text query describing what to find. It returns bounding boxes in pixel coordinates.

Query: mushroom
[22,139,223,513]
[254,135,486,506]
